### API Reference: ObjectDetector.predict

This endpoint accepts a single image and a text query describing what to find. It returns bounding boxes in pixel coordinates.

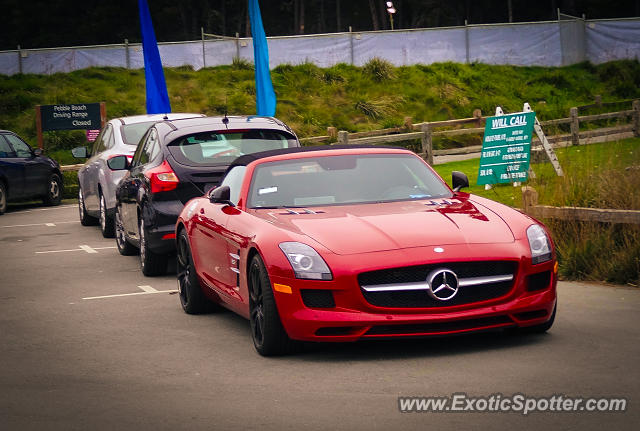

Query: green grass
[2,59,640,152]
[433,139,640,286]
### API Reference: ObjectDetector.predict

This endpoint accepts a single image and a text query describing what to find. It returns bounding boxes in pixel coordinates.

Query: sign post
[477,108,535,186]
[35,102,106,149]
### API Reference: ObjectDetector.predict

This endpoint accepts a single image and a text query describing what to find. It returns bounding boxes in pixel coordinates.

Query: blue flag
[138,0,171,114]
[248,0,276,116]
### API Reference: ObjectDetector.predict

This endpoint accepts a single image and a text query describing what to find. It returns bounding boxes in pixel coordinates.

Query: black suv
[112,116,300,276]
[0,130,63,214]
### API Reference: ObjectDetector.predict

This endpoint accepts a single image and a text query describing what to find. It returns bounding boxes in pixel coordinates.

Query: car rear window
[122,121,157,146]
[168,129,298,167]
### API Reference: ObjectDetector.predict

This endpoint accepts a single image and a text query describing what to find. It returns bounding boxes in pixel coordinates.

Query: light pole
[386,2,396,30]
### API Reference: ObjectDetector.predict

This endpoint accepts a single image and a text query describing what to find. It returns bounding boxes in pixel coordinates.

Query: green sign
[40,103,102,131]
[477,111,536,185]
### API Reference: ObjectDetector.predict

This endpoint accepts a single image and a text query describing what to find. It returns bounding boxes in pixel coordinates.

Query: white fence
[1,17,639,76]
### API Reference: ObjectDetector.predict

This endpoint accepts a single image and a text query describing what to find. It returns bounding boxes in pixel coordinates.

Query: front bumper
[269,257,557,342]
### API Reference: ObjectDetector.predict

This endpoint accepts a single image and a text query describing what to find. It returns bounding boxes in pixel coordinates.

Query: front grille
[359,261,518,308]
[365,315,514,336]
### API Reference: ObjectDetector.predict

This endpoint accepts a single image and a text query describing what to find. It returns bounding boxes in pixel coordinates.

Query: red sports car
[175,146,557,356]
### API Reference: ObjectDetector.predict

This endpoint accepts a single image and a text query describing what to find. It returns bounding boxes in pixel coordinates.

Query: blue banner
[248,0,276,116]
[138,0,171,114]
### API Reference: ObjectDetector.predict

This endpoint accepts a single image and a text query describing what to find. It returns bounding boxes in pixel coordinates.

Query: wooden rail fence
[298,99,640,166]
[522,187,640,224]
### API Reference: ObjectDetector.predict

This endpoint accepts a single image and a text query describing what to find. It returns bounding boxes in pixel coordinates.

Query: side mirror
[72,146,89,158]
[107,155,130,171]
[452,171,469,192]
[209,185,235,207]
[33,148,43,156]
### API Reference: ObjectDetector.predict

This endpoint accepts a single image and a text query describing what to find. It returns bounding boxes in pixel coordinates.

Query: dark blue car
[0,130,63,215]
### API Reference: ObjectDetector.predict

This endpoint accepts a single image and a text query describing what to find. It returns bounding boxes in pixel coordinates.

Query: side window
[104,125,116,150]
[220,166,247,205]
[93,124,112,155]
[139,128,159,166]
[0,135,16,158]
[5,134,32,158]
[132,128,152,167]
[91,128,106,155]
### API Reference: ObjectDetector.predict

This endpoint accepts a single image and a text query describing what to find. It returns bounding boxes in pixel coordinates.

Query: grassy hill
[1,59,640,154]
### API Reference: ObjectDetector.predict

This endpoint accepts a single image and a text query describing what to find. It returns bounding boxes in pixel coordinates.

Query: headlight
[527,224,552,264]
[279,242,333,280]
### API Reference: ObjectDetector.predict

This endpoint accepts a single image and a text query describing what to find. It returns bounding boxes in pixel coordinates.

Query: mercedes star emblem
[426,269,459,301]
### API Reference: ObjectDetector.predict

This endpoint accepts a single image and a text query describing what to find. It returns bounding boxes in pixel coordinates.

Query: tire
[115,205,137,256]
[78,187,98,226]
[0,181,7,215]
[139,217,167,276]
[99,192,115,238]
[176,229,218,314]
[248,254,295,356]
[43,173,62,206]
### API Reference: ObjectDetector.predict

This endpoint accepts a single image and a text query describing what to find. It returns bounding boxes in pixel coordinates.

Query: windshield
[248,154,452,208]
[168,129,298,167]
[121,121,157,146]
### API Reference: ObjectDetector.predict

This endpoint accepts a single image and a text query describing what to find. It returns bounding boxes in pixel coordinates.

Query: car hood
[255,198,515,255]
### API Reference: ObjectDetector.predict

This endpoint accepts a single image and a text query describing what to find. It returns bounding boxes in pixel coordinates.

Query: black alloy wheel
[43,174,62,206]
[248,254,295,356]
[115,205,136,256]
[176,229,217,314]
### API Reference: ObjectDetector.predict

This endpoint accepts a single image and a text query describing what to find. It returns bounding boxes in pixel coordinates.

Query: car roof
[114,113,205,125]
[154,116,296,140]
[225,145,410,173]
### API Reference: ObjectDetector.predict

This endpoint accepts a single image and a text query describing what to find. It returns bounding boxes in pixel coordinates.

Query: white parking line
[36,245,117,254]
[2,221,78,228]
[9,204,76,214]
[79,245,98,254]
[82,285,177,300]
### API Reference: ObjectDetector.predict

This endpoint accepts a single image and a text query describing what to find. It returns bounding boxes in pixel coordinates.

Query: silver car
[72,113,204,237]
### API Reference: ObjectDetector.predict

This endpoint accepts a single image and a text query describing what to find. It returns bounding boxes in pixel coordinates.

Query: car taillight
[145,160,179,194]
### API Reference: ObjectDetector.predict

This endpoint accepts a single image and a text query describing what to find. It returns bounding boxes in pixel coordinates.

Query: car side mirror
[107,155,130,171]
[209,185,235,207]
[72,146,89,159]
[33,148,43,156]
[452,171,469,192]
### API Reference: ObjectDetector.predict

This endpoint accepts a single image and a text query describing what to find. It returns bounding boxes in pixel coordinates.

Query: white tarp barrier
[266,34,352,67]
[586,19,640,63]
[0,52,19,75]
[469,23,562,66]
[353,28,467,66]
[1,18,638,75]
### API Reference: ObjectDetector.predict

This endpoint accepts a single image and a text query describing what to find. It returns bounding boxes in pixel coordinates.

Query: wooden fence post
[570,107,579,145]
[421,123,433,165]
[473,108,482,127]
[327,127,337,140]
[403,117,413,131]
[337,131,348,145]
[633,100,640,138]
[521,186,538,215]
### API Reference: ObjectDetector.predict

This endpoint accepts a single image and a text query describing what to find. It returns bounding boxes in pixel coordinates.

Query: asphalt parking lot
[1,203,639,430]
